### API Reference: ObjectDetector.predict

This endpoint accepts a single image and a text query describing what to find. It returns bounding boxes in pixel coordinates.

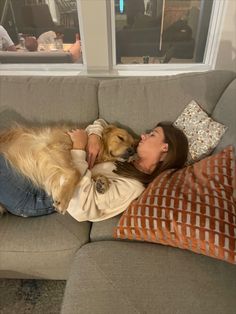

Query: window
[114,0,213,65]
[0,0,230,74]
[0,0,82,64]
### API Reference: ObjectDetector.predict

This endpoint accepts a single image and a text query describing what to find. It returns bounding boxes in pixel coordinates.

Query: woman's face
[137,127,168,162]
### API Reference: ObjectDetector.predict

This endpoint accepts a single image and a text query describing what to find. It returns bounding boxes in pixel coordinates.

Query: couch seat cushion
[90,215,121,242]
[0,213,91,279]
[61,241,236,314]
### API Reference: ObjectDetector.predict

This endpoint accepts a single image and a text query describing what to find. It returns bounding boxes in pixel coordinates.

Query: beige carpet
[0,279,66,314]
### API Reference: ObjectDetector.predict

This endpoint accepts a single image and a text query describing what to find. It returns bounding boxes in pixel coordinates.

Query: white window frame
[111,0,228,76]
[0,0,228,76]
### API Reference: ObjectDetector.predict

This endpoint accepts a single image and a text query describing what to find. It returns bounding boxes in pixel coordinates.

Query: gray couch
[0,71,235,314]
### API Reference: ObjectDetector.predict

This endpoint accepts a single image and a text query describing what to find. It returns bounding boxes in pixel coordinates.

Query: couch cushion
[98,70,236,136]
[90,215,121,242]
[0,213,91,279]
[212,78,236,152]
[0,76,99,128]
[61,241,236,314]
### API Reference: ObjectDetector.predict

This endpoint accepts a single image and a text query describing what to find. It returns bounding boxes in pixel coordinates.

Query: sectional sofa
[0,70,235,314]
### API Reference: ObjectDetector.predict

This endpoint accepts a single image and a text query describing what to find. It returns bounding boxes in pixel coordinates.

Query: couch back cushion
[0,76,99,127]
[212,78,236,152]
[98,70,236,136]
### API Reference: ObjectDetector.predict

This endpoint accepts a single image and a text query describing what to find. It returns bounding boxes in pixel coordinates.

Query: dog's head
[102,125,136,161]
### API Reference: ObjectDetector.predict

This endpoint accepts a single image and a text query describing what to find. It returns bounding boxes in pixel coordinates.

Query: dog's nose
[127,147,135,156]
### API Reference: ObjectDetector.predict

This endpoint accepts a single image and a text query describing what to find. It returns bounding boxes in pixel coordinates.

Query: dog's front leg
[52,169,81,214]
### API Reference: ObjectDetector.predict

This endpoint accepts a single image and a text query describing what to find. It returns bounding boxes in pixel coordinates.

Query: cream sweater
[66,150,144,222]
[66,119,145,222]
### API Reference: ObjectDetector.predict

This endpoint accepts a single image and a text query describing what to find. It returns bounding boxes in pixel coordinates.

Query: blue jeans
[0,155,55,217]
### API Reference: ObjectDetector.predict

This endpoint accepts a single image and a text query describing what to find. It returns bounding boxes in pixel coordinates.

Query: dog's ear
[102,125,116,136]
[133,138,139,148]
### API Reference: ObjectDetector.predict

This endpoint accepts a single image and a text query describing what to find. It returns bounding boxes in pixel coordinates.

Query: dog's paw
[94,176,110,194]
[53,199,67,215]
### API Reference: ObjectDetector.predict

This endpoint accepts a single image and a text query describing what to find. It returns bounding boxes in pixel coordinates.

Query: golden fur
[97,125,135,162]
[0,124,135,214]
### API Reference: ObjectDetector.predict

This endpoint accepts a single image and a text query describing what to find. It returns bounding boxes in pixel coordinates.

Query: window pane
[0,0,82,64]
[114,0,213,64]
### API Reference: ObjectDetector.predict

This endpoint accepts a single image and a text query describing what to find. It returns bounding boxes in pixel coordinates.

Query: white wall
[215,0,236,71]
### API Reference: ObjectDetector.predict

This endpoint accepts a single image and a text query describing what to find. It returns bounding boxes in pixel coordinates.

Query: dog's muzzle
[121,147,136,160]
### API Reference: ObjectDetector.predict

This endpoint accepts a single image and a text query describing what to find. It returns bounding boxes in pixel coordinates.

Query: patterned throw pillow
[174,100,227,162]
[114,146,236,264]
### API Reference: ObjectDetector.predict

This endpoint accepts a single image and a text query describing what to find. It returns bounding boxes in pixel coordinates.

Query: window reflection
[115,0,213,64]
[0,0,82,63]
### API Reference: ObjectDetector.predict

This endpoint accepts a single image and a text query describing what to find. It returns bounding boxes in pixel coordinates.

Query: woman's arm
[86,119,108,168]
[85,119,108,137]
[67,118,108,172]
[67,163,145,222]
[67,128,145,221]
[68,129,87,150]
[67,129,89,177]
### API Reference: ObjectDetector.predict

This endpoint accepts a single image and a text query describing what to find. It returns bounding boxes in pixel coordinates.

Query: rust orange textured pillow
[114,146,236,264]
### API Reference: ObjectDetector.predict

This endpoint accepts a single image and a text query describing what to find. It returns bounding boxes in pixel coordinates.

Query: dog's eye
[117,136,124,141]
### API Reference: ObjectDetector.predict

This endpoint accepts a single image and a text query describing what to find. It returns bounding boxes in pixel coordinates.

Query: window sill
[0,63,83,76]
[0,63,212,77]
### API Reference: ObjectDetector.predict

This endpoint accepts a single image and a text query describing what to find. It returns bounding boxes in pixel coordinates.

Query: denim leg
[0,155,55,217]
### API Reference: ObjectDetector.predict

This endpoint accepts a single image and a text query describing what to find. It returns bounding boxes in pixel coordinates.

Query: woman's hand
[87,134,102,169]
[67,129,88,150]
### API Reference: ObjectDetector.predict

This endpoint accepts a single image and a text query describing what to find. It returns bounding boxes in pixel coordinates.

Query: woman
[0,120,188,221]
[0,25,16,51]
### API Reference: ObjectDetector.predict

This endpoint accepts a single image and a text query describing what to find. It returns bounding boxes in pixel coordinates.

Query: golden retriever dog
[0,124,135,215]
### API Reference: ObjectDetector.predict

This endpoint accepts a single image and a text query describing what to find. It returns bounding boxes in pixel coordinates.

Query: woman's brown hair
[114,122,189,186]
